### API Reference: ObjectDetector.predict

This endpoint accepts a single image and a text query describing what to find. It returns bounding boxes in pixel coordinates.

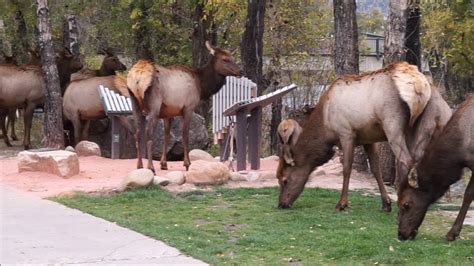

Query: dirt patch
[0,149,379,199]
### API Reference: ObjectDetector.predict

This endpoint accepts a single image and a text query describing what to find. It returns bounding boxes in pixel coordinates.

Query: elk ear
[205,41,215,56]
[283,144,295,166]
[408,165,419,188]
[63,47,73,58]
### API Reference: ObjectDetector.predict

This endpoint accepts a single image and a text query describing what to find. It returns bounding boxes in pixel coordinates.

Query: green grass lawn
[54,187,473,265]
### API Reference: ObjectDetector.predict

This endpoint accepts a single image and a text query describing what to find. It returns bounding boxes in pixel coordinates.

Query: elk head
[58,47,83,73]
[206,41,243,77]
[103,49,126,72]
[277,158,311,209]
[27,47,41,65]
[397,167,431,240]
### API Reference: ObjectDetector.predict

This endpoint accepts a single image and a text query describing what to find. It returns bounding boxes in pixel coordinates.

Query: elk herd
[0,43,472,242]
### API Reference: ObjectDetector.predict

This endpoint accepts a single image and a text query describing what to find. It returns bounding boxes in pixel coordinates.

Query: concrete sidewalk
[0,184,206,265]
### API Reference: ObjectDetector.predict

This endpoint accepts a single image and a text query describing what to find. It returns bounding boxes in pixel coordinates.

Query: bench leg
[111,116,121,159]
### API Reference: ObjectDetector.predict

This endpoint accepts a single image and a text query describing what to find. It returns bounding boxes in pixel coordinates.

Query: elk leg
[145,115,158,173]
[336,138,355,211]
[365,143,392,212]
[160,118,171,170]
[68,114,82,146]
[383,123,413,188]
[129,91,143,169]
[182,110,192,171]
[81,120,91,141]
[0,110,12,147]
[446,173,473,241]
[8,109,18,141]
[23,103,35,150]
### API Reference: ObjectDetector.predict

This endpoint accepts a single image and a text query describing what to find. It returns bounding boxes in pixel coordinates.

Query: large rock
[87,113,209,159]
[119,168,154,191]
[165,171,186,185]
[17,150,80,178]
[185,160,230,185]
[189,149,214,161]
[75,141,101,157]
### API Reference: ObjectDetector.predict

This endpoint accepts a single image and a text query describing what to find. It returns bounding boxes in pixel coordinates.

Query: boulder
[17,150,79,178]
[185,160,230,185]
[230,171,248,181]
[75,141,101,157]
[189,149,214,161]
[87,113,209,159]
[119,168,154,191]
[262,155,279,161]
[153,176,170,186]
[165,171,186,185]
[65,146,75,152]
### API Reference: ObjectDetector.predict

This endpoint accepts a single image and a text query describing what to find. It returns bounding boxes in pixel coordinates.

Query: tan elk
[63,76,131,144]
[127,41,242,172]
[397,95,473,241]
[0,48,42,143]
[277,118,302,166]
[0,48,82,149]
[71,50,126,81]
[277,62,436,211]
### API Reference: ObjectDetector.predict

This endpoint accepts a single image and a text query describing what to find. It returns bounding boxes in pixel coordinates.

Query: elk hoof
[11,134,18,141]
[24,144,30,150]
[160,163,168,171]
[446,231,458,241]
[335,201,348,211]
[383,200,392,212]
[4,140,12,147]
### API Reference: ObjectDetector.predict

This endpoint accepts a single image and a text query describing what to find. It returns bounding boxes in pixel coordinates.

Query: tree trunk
[405,0,421,70]
[36,0,64,148]
[63,14,80,57]
[383,0,408,65]
[267,0,283,155]
[131,1,154,61]
[192,2,215,127]
[333,0,367,171]
[12,5,29,63]
[378,0,408,183]
[241,0,266,93]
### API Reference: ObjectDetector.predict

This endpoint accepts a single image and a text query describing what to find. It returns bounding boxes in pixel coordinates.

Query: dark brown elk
[71,50,126,81]
[277,62,434,211]
[127,41,242,172]
[397,95,473,241]
[63,76,130,144]
[0,48,82,149]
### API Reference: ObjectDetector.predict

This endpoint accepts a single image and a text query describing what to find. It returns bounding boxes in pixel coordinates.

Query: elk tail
[391,62,431,127]
[126,60,156,111]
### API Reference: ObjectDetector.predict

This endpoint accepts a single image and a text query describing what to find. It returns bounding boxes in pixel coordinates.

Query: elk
[71,50,126,81]
[277,62,435,211]
[278,119,302,166]
[0,48,42,143]
[127,41,242,172]
[63,76,131,144]
[0,48,82,149]
[397,95,473,241]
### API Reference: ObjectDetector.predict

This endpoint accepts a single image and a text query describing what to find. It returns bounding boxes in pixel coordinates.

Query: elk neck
[196,57,226,100]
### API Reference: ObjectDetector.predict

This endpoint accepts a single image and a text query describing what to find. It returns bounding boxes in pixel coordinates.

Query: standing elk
[0,48,82,149]
[70,49,126,81]
[63,76,130,144]
[397,95,473,241]
[0,48,42,143]
[277,62,436,211]
[127,41,242,172]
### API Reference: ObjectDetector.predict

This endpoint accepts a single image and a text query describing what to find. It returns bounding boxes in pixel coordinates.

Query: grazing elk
[127,41,242,172]
[277,62,435,211]
[0,48,82,149]
[397,95,473,241]
[71,50,126,81]
[63,76,131,144]
[277,119,302,166]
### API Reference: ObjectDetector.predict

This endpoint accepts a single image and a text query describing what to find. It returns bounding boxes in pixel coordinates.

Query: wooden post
[111,116,120,159]
[218,132,230,162]
[236,110,247,171]
[248,107,262,170]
